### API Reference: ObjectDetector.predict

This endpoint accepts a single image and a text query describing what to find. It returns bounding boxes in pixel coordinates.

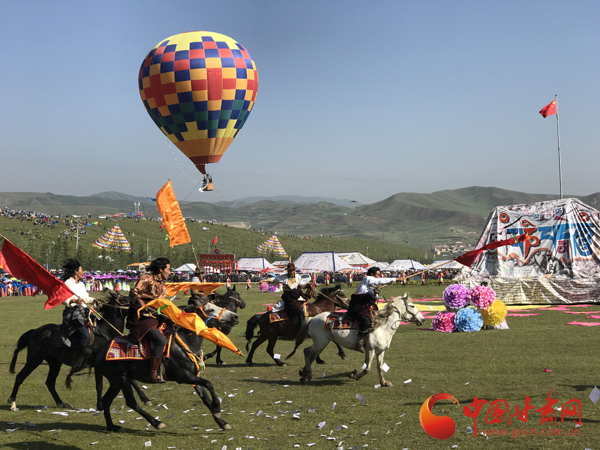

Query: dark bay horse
[8,290,152,411]
[93,300,239,432]
[202,285,246,365]
[244,285,348,367]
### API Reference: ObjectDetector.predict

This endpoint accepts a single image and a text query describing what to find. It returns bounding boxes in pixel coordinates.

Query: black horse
[8,290,151,411]
[203,285,246,365]
[93,297,238,432]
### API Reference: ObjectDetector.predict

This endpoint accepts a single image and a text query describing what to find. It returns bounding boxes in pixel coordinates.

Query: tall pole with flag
[539,95,562,198]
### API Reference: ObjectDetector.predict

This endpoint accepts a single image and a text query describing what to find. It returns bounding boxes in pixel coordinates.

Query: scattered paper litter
[452,446,458,448]
[374,384,381,389]
[317,421,326,430]
[163,404,169,409]
[382,363,390,372]
[321,372,325,379]
[362,430,369,435]
[90,442,98,445]
[309,407,315,413]
[274,353,281,359]
[144,442,151,447]
[590,386,600,404]
[332,402,336,410]
[362,363,367,370]
[307,444,316,447]
[465,382,470,385]
[248,390,254,394]
[404,379,412,384]
[467,426,473,434]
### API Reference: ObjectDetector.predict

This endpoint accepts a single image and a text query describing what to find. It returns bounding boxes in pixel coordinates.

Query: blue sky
[2,1,599,204]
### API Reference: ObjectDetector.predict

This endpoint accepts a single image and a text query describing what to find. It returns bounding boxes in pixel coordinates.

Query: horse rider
[273,263,314,327]
[62,258,95,372]
[346,266,402,353]
[127,257,171,383]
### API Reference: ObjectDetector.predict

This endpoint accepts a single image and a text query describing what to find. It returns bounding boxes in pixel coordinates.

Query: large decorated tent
[459,198,600,304]
[335,252,377,268]
[257,235,287,257]
[386,259,426,271]
[293,252,353,272]
[429,260,465,270]
[173,263,197,272]
[237,257,275,272]
[92,224,131,251]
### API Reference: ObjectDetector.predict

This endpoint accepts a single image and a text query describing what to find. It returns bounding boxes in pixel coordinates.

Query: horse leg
[95,370,104,411]
[316,342,347,364]
[265,336,285,366]
[299,345,320,384]
[376,351,392,387]
[350,348,375,382]
[180,374,229,430]
[121,379,165,430]
[130,379,152,406]
[215,346,224,365]
[246,334,267,367]
[101,382,124,432]
[203,344,219,361]
[45,357,72,409]
[8,350,46,411]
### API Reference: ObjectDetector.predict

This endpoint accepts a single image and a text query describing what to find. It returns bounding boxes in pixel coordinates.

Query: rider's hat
[286,262,296,271]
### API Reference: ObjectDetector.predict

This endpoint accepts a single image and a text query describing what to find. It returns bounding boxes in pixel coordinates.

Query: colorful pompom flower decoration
[268,284,277,293]
[443,284,469,310]
[467,285,496,309]
[432,311,456,333]
[259,282,268,293]
[480,299,507,326]
[454,307,483,332]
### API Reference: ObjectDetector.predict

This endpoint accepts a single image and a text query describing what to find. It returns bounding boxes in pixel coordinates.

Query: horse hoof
[58,402,72,409]
[223,423,232,430]
[382,381,393,387]
[246,362,253,367]
[300,377,306,385]
[341,355,347,361]
[157,422,167,430]
[217,361,226,365]
[109,426,123,433]
[348,370,357,380]
[10,402,17,412]
[144,401,153,407]
[316,360,326,365]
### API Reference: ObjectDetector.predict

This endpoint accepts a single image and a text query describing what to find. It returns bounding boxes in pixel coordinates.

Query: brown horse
[245,284,348,366]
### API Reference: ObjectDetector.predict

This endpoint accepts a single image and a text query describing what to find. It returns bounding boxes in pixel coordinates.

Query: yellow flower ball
[480,299,507,327]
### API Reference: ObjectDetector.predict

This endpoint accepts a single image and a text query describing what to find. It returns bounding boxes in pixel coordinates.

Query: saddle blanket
[106,334,173,361]
[325,312,358,330]
[269,304,307,324]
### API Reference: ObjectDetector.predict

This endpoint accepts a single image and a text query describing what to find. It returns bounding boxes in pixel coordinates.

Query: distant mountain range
[2,187,599,249]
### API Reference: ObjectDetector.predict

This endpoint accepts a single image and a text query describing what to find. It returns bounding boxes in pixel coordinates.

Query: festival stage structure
[458,198,600,304]
[92,224,132,251]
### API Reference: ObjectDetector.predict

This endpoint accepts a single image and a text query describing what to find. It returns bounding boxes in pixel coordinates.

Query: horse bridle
[396,298,418,323]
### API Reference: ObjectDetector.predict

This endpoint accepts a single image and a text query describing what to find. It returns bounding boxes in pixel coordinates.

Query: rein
[90,307,124,337]
[196,303,226,324]
[174,330,204,376]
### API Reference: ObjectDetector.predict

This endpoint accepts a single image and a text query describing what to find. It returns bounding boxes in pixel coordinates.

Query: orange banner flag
[139,299,243,355]
[164,282,224,297]
[156,180,191,247]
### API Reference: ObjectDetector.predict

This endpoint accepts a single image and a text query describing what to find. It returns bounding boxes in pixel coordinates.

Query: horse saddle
[105,332,173,361]
[54,324,95,349]
[325,312,359,330]
[269,303,307,324]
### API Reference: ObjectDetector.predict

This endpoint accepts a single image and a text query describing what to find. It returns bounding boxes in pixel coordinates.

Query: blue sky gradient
[2,1,599,204]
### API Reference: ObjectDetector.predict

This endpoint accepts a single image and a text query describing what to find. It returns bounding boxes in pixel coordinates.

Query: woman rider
[127,257,170,383]
[62,258,95,372]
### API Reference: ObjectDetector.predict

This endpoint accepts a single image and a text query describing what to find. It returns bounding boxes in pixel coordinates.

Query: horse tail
[285,317,312,360]
[10,329,35,374]
[245,314,261,351]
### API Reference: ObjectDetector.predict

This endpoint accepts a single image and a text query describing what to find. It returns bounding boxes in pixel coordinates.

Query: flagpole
[555,94,562,199]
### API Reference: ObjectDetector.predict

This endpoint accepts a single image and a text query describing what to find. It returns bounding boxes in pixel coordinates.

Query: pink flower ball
[432,311,456,333]
[467,285,496,309]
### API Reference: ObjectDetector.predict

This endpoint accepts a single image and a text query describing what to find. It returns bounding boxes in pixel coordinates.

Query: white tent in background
[273,260,290,268]
[368,262,390,270]
[173,263,197,272]
[386,259,426,271]
[335,252,377,267]
[429,260,465,270]
[294,252,354,272]
[237,257,275,272]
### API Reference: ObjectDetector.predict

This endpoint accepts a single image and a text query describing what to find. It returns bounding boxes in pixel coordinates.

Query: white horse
[287,293,424,386]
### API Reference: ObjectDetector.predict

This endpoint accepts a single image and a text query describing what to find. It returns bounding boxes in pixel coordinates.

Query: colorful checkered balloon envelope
[138,31,258,175]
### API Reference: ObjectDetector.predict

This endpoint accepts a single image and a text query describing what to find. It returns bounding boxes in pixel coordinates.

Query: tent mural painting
[92,224,132,251]
[459,198,600,304]
[256,235,287,257]
[293,252,353,272]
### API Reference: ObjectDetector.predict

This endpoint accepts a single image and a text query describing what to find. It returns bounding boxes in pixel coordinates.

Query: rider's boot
[149,357,166,383]
[355,332,366,353]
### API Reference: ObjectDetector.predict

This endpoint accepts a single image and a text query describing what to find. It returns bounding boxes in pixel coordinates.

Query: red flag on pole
[212,236,218,245]
[454,234,529,267]
[0,238,74,309]
[539,99,557,118]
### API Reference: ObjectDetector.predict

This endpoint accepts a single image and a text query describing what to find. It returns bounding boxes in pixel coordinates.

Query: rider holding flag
[347,267,402,353]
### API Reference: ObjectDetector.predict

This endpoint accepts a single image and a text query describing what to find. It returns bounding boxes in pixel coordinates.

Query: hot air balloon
[138,31,258,190]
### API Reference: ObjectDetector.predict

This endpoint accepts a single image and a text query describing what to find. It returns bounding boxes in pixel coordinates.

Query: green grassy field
[1,284,598,449]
